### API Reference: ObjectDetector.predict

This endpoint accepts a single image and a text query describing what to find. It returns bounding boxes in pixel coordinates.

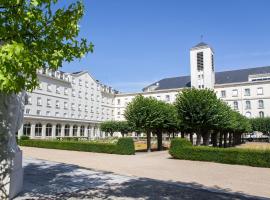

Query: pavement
[17,147,270,199]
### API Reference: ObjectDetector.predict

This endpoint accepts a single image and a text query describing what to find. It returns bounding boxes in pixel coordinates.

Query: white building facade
[18,43,270,139]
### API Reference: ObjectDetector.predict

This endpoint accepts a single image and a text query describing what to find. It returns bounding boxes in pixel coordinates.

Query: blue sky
[61,0,270,92]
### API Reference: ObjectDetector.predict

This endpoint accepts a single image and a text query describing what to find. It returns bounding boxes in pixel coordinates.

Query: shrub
[20,135,30,140]
[19,138,135,155]
[169,138,270,168]
[116,138,135,155]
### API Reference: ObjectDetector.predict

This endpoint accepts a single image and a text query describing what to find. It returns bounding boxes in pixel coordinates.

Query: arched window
[258,100,264,109]
[46,123,52,136]
[80,126,85,137]
[35,123,42,136]
[259,111,264,118]
[73,125,78,137]
[23,123,31,136]
[245,112,251,118]
[56,124,61,137]
[87,125,91,138]
[64,124,70,136]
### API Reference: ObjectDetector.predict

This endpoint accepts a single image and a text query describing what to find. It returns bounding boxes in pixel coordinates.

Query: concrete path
[16,158,265,199]
[20,147,270,199]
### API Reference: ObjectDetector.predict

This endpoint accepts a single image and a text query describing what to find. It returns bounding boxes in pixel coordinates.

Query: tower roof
[192,42,209,48]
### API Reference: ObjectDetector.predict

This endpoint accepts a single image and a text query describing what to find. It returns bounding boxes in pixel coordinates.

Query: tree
[0,0,93,93]
[175,88,222,146]
[100,121,118,137]
[116,121,131,137]
[0,1,92,198]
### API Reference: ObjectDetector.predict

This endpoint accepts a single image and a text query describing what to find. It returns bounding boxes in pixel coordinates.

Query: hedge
[19,137,135,155]
[169,138,270,168]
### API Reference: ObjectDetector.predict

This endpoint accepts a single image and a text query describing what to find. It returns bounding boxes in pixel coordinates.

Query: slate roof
[143,66,270,91]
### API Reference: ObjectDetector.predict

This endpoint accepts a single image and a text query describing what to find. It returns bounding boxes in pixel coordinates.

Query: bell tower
[190,42,215,89]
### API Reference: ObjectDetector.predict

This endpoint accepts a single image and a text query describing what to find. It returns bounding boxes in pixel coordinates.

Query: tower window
[211,54,214,71]
[197,52,204,71]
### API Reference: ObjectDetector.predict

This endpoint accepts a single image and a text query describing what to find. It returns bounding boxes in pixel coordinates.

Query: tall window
[245,101,251,110]
[87,125,91,138]
[37,97,42,106]
[117,99,120,105]
[56,124,61,137]
[64,124,70,136]
[23,123,31,136]
[244,88,250,96]
[221,90,226,98]
[257,87,263,95]
[232,89,238,97]
[56,86,60,94]
[46,123,52,136]
[80,126,85,137]
[197,52,204,71]
[56,100,60,109]
[35,123,42,136]
[73,125,78,137]
[47,99,52,107]
[258,100,264,109]
[233,101,238,110]
[165,95,170,102]
[259,111,264,118]
[47,84,52,92]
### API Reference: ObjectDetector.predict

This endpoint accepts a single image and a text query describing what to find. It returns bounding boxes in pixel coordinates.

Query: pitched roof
[192,42,209,48]
[143,66,270,91]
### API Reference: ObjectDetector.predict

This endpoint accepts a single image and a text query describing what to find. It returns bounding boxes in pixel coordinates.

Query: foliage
[100,121,118,136]
[250,117,270,135]
[20,135,30,140]
[19,138,135,155]
[0,0,93,93]
[169,138,270,168]
[116,121,132,136]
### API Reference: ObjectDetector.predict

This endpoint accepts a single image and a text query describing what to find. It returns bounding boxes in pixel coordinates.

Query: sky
[60,0,270,92]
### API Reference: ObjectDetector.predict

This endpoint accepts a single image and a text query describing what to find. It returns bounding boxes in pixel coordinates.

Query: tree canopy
[0,0,93,93]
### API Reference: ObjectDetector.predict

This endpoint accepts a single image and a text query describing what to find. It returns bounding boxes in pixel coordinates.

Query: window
[25,109,30,114]
[73,125,78,136]
[35,123,42,136]
[55,112,60,117]
[56,86,60,94]
[38,83,42,90]
[64,88,68,95]
[71,114,75,118]
[37,97,42,106]
[72,78,75,84]
[244,88,250,96]
[46,111,51,116]
[85,105,88,112]
[85,81,89,88]
[80,126,85,137]
[259,111,264,118]
[64,124,70,136]
[47,99,52,107]
[37,110,41,115]
[257,87,263,95]
[64,102,68,109]
[245,112,251,118]
[25,95,32,105]
[72,89,76,97]
[47,84,52,92]
[56,124,61,137]
[78,104,82,111]
[56,100,60,109]
[23,123,31,136]
[85,92,88,99]
[245,101,251,110]
[71,103,75,110]
[221,90,226,98]
[258,100,264,109]
[211,54,214,71]
[78,91,82,98]
[64,113,68,118]
[117,99,120,105]
[46,123,52,136]
[79,79,82,86]
[197,52,204,71]
[232,89,238,97]
[233,101,238,110]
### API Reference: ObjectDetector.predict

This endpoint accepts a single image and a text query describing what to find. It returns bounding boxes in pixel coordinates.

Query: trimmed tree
[117,121,132,137]
[100,121,118,137]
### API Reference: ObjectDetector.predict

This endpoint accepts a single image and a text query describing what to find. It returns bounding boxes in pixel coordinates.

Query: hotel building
[18,43,270,139]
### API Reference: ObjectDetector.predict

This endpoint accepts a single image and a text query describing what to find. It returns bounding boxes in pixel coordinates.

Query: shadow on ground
[15,158,266,200]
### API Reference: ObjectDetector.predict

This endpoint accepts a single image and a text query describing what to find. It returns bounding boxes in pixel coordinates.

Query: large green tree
[0,0,93,93]
[100,121,118,137]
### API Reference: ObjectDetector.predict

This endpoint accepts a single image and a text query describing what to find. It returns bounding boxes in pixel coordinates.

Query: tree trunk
[219,132,223,147]
[196,133,201,146]
[202,131,210,146]
[181,132,185,138]
[157,132,163,151]
[189,133,193,145]
[228,132,232,146]
[172,133,175,138]
[223,132,228,148]
[146,131,151,152]
[212,131,218,147]
[121,133,124,138]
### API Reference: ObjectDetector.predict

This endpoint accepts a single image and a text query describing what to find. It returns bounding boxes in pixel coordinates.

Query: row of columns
[18,122,103,139]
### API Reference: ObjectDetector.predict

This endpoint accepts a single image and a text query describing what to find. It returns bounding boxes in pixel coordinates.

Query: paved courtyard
[18,147,270,199]
[16,158,265,200]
